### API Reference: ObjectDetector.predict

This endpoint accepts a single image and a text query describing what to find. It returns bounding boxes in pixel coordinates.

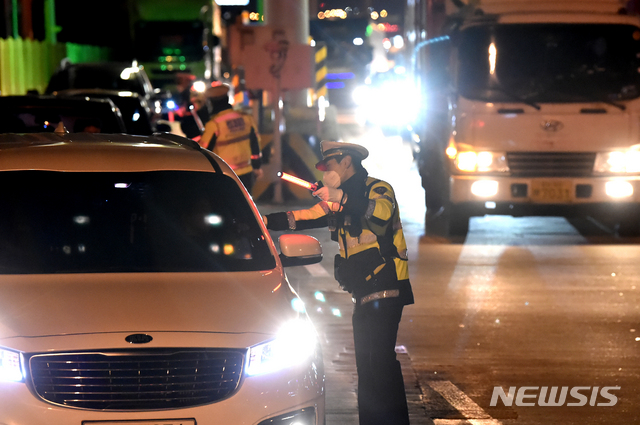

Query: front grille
[29,349,245,410]
[507,152,596,177]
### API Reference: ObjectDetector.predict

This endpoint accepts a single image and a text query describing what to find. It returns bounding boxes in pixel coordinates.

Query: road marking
[304,263,331,277]
[428,380,502,424]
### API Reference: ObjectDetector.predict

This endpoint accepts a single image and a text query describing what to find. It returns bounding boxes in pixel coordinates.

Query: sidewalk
[256,201,432,425]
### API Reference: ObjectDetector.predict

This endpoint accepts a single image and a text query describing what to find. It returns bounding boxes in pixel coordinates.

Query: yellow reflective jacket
[267,171,413,306]
[200,108,260,176]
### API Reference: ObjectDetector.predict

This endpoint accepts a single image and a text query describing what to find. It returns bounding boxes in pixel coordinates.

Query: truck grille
[507,152,596,177]
[29,349,245,410]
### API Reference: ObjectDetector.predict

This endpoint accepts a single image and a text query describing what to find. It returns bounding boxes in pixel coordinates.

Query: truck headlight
[247,320,318,376]
[0,348,24,382]
[455,151,509,172]
[594,151,640,173]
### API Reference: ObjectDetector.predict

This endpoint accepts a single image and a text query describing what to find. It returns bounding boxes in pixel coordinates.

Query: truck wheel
[448,207,470,237]
[616,217,640,237]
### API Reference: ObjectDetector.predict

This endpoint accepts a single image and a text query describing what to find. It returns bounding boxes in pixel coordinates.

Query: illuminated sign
[215,0,250,5]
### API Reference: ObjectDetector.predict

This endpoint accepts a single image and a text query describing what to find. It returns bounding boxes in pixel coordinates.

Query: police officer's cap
[204,83,230,99]
[315,140,369,171]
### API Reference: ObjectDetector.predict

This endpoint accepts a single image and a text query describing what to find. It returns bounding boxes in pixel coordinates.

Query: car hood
[0,272,298,349]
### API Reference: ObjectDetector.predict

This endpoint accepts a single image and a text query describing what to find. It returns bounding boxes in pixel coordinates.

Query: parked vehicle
[0,131,325,425]
[46,61,163,120]
[54,89,155,135]
[0,95,126,133]
[408,0,640,237]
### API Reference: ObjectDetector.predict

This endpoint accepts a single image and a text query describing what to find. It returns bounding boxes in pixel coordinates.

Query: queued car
[54,88,155,135]
[0,95,127,133]
[45,60,164,121]
[0,131,325,425]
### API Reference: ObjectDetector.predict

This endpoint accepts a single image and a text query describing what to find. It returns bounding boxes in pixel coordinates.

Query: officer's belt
[359,289,400,305]
[339,232,377,250]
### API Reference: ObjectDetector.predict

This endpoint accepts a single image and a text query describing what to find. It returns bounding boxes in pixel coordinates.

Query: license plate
[82,420,195,425]
[530,180,573,203]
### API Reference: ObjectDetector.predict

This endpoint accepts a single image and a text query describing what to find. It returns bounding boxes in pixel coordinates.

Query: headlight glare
[455,151,508,172]
[0,348,24,382]
[247,320,317,376]
[605,180,634,198]
[594,151,640,173]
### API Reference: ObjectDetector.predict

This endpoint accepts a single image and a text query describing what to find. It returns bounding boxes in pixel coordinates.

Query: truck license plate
[530,180,573,203]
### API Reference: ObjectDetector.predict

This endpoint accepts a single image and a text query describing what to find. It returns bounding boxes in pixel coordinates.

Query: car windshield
[0,171,275,274]
[457,23,640,103]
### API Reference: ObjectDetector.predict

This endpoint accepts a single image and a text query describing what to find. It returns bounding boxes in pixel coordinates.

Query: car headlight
[352,85,371,106]
[246,319,318,376]
[0,347,24,382]
[454,151,509,172]
[594,151,640,173]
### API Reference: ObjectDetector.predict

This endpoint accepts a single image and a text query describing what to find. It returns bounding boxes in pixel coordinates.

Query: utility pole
[263,0,310,203]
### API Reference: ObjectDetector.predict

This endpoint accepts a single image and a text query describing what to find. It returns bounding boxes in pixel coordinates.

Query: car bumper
[450,175,640,217]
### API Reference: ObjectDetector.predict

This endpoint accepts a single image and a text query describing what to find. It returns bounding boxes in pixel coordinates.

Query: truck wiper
[491,84,541,110]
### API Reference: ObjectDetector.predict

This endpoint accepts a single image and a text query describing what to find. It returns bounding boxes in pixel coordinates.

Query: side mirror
[278,234,322,267]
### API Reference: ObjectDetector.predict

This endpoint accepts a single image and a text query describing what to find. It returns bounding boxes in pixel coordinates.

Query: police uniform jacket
[265,169,414,306]
[200,107,261,176]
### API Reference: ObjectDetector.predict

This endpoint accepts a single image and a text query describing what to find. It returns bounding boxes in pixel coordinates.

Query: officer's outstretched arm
[264,202,331,231]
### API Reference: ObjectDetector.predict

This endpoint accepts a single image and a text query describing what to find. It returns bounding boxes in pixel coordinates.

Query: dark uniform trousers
[352,298,409,425]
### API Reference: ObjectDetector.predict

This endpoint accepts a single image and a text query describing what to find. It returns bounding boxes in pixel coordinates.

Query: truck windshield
[458,23,640,103]
[0,171,275,274]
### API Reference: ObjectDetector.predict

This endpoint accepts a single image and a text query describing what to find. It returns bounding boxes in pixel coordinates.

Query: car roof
[0,132,230,174]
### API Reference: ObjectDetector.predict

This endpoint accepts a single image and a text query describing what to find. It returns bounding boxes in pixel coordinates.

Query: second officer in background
[199,83,263,193]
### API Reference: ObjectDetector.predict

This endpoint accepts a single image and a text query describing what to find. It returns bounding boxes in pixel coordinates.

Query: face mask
[322,170,341,188]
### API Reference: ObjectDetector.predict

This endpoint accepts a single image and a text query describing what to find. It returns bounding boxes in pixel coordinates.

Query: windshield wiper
[490,84,541,110]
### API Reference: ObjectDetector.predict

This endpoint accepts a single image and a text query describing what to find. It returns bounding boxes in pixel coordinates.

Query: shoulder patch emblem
[373,186,387,194]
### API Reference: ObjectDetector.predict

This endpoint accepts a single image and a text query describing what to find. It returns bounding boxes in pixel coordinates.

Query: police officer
[263,140,413,425]
[199,84,263,192]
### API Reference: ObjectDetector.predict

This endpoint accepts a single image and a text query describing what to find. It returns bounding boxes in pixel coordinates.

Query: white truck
[410,0,640,237]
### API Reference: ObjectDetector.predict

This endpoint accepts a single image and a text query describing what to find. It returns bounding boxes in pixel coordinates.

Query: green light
[161,65,167,71]
[179,56,186,62]
[180,64,186,70]
[158,56,165,62]
[174,49,182,55]
[365,24,373,37]
[162,48,172,55]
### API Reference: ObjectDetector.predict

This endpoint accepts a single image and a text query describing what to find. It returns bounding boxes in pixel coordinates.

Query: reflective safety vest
[200,108,258,176]
[284,176,413,306]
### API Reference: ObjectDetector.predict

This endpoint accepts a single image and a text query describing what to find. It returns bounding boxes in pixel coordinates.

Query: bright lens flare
[0,349,23,382]
[247,320,317,376]
[457,151,478,172]
[489,43,497,75]
[605,180,634,198]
